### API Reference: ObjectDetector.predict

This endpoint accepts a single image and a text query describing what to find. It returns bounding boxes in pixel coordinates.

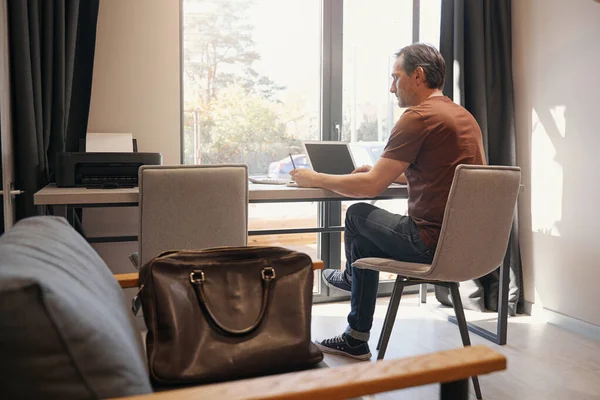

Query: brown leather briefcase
[138,246,323,385]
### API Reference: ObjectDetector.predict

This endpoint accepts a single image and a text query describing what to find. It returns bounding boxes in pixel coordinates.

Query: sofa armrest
[112,345,505,400]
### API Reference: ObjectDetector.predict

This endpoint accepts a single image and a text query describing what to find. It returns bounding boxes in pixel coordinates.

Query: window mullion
[318,0,343,293]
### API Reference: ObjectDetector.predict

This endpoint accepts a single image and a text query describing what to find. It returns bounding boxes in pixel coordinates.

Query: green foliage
[357,119,379,142]
[183,0,294,172]
[183,0,284,108]
[340,114,380,143]
[199,85,301,174]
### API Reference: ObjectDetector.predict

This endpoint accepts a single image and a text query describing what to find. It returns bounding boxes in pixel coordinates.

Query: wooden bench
[114,259,325,289]
[113,345,505,400]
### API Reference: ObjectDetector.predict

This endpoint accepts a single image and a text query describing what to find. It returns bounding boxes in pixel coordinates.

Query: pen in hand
[289,153,297,170]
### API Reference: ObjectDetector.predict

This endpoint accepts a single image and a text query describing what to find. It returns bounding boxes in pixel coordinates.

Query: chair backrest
[138,164,248,266]
[426,165,521,282]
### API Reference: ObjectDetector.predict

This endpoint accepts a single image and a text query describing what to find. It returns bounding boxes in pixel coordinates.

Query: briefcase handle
[189,266,276,336]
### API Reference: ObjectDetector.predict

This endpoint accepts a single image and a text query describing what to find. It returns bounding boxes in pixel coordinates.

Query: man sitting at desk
[290,43,486,360]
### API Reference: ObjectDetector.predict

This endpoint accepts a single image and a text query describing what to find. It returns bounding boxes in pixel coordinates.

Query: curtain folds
[7,0,99,221]
[438,0,524,315]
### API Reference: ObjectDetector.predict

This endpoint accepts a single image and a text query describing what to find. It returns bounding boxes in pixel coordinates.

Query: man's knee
[345,202,378,238]
[345,202,376,225]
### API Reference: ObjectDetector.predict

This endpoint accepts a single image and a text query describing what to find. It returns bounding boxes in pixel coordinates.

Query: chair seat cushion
[0,216,152,399]
[352,258,432,278]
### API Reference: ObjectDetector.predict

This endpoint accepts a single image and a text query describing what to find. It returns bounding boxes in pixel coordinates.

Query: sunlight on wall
[549,105,567,138]
[531,108,563,236]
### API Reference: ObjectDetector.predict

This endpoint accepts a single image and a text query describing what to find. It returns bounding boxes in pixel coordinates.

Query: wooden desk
[34,183,408,205]
[33,182,409,240]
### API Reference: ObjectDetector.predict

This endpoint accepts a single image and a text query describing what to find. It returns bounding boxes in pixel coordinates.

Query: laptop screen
[303,142,356,175]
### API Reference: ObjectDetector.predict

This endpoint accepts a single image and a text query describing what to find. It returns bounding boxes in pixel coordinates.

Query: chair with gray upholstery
[137,164,248,267]
[352,164,521,400]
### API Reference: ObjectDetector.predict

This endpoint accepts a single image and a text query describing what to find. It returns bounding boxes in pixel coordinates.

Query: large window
[182,0,441,298]
[182,0,321,169]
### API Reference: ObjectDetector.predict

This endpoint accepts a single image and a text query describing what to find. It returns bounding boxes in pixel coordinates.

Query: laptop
[302,141,357,175]
[248,142,355,185]
[302,141,404,188]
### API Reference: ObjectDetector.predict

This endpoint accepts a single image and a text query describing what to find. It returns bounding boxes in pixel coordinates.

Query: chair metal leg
[377,277,404,360]
[497,245,512,345]
[377,277,399,351]
[420,283,427,304]
[449,283,482,400]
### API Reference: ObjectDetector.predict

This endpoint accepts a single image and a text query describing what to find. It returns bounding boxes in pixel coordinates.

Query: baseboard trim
[543,307,600,341]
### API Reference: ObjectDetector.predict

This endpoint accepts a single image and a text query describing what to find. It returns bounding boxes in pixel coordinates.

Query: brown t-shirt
[381,96,486,250]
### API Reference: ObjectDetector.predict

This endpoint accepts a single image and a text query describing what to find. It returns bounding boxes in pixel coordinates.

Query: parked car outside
[267,154,310,179]
[348,141,386,167]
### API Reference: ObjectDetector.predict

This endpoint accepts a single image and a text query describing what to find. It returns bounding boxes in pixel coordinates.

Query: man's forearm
[315,173,379,198]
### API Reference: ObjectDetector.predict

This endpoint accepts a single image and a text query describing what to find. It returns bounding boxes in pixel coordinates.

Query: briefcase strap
[189,266,276,336]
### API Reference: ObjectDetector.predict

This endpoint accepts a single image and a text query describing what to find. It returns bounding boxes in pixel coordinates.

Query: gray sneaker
[322,269,352,294]
[315,334,371,361]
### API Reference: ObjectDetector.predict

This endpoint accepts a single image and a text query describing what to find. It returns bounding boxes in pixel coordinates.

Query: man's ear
[415,66,425,85]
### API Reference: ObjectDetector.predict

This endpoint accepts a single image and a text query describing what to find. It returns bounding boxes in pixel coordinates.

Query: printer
[55,152,162,188]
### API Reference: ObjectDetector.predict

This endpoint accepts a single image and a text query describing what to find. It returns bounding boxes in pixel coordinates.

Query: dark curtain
[437,0,524,315]
[7,0,99,222]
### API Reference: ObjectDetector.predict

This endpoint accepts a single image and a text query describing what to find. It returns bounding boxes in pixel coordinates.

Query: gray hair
[394,43,446,89]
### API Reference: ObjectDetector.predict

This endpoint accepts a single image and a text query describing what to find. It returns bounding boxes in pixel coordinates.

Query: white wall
[87,0,180,276]
[513,0,600,325]
[88,0,180,165]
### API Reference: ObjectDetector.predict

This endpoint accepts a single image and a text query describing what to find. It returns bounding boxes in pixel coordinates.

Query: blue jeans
[343,202,434,341]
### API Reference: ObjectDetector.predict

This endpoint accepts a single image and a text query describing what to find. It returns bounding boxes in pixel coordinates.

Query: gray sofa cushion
[0,216,152,399]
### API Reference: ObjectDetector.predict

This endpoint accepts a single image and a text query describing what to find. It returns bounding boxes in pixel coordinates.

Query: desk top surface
[34,183,408,205]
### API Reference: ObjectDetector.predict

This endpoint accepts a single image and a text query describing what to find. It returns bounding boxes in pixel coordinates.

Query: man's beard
[397,91,415,108]
[397,95,407,108]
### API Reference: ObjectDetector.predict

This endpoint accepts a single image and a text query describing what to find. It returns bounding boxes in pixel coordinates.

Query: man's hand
[352,165,372,174]
[290,168,319,187]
